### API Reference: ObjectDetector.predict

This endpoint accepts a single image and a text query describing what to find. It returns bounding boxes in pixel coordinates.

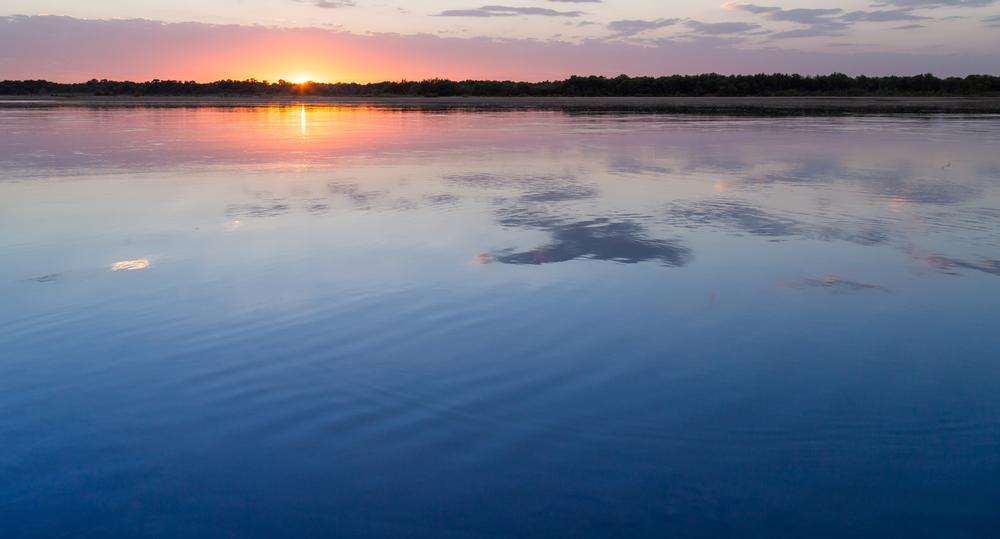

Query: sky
[1,0,999,82]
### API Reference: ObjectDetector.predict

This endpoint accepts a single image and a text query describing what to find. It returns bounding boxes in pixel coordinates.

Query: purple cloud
[439,6,584,17]
[721,2,974,40]
[684,21,762,35]
[607,18,681,37]
[295,0,356,7]
[874,0,995,6]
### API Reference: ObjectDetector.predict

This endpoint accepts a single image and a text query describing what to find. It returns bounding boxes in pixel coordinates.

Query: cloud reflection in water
[111,259,150,272]
[496,218,693,267]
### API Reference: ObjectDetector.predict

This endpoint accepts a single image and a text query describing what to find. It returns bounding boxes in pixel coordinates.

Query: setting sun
[288,75,316,84]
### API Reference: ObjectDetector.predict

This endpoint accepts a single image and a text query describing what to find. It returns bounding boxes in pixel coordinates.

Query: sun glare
[288,75,316,84]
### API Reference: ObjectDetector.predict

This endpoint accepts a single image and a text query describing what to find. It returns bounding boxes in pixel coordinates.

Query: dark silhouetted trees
[2,74,999,97]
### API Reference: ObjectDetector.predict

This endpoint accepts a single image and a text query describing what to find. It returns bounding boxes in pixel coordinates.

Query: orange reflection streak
[61,105,551,170]
[183,106,406,155]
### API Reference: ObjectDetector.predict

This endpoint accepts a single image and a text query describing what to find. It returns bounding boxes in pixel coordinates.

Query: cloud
[722,3,848,38]
[721,2,964,39]
[722,4,841,22]
[438,5,584,17]
[295,0,356,7]
[684,21,762,35]
[874,0,996,7]
[769,23,850,39]
[762,8,845,24]
[607,18,680,36]
[840,9,929,22]
[723,3,782,15]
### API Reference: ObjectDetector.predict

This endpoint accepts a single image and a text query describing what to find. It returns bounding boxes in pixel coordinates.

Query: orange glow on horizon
[287,74,317,84]
[59,32,444,84]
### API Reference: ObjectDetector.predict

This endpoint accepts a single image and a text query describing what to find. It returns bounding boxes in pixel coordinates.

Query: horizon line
[6,73,1000,86]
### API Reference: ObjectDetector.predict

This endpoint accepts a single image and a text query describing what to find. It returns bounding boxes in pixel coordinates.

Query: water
[2,104,1000,538]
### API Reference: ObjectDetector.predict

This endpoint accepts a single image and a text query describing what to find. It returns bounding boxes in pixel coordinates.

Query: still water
[2,104,999,538]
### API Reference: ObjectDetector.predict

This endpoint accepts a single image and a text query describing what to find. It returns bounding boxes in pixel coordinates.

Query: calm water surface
[2,105,1000,538]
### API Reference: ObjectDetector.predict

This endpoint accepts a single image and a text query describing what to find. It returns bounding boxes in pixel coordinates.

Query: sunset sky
[2,0,999,82]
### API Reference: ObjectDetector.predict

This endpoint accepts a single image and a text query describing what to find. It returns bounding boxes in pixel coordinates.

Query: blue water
[2,105,1000,538]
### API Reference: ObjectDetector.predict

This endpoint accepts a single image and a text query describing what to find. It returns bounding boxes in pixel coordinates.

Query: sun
[288,74,317,84]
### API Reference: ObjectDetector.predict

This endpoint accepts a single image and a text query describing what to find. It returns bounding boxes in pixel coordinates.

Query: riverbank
[2,95,1000,113]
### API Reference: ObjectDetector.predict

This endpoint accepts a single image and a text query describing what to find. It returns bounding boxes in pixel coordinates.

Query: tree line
[2,74,999,97]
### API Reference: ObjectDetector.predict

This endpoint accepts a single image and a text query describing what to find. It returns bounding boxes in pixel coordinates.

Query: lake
[2,103,999,538]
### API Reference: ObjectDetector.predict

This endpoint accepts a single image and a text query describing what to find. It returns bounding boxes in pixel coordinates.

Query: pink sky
[2,11,999,82]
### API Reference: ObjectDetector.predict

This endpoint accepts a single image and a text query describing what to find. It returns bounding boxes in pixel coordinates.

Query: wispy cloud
[721,1,986,39]
[684,20,762,35]
[873,0,996,7]
[723,4,843,24]
[607,18,680,37]
[840,9,929,22]
[295,0,356,8]
[439,5,584,17]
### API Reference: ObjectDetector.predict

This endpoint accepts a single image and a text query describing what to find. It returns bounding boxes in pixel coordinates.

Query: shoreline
[2,95,1000,113]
